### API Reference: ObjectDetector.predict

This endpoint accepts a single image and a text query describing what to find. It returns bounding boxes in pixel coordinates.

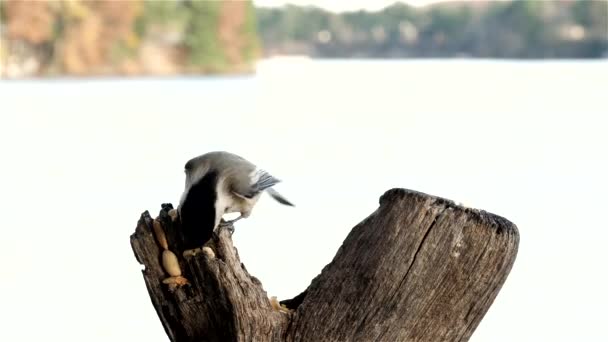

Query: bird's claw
[219,219,235,235]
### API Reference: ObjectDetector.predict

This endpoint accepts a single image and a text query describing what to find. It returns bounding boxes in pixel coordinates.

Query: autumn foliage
[0,0,259,77]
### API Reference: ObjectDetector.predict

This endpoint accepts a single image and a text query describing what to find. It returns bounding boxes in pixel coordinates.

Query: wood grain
[130,189,519,342]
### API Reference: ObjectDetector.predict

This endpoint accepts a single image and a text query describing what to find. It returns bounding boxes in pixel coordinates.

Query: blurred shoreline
[257,1,608,59]
[1,0,606,79]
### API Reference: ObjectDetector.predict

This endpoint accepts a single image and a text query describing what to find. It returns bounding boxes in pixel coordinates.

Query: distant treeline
[2,0,606,78]
[256,1,608,58]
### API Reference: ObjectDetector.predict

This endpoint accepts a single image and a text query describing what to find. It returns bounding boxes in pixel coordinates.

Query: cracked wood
[130,188,519,342]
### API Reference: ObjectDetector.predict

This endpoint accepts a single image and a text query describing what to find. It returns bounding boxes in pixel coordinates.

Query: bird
[177,151,294,252]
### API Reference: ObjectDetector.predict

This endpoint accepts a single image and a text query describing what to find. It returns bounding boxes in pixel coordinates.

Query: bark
[130,188,519,342]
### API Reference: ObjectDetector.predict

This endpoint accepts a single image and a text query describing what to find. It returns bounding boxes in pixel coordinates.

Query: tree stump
[130,188,519,342]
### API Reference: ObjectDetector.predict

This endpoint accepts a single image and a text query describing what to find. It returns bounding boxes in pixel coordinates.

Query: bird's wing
[231,168,281,199]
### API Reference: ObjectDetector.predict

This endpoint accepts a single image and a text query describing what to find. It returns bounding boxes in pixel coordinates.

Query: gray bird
[177,151,294,250]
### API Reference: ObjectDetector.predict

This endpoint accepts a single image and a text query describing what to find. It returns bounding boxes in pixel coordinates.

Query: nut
[152,219,169,250]
[162,249,181,277]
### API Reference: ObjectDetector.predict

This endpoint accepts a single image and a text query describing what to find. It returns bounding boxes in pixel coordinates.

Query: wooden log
[130,188,519,342]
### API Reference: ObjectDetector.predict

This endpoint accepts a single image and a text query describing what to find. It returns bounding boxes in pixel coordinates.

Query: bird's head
[179,156,210,209]
[183,156,209,189]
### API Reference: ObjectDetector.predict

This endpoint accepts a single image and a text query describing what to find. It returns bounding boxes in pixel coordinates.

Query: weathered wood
[130,188,519,342]
[131,204,288,342]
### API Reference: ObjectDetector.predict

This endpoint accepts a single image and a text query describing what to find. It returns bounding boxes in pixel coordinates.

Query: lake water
[1,59,607,341]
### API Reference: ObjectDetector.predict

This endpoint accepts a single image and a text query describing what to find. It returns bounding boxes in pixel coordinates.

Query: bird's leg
[223,209,251,225]
[219,211,244,234]
[218,218,237,235]
[222,215,244,225]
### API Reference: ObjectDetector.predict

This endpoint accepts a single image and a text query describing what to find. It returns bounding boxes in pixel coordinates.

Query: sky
[253,0,467,12]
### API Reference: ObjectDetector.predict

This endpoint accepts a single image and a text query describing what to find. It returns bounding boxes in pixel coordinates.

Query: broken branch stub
[130,188,519,342]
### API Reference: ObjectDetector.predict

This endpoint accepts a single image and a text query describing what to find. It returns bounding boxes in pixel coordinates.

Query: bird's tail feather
[266,188,294,206]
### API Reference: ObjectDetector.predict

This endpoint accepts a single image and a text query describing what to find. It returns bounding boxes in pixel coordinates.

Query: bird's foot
[162,275,189,291]
[219,219,235,235]
[223,215,244,225]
